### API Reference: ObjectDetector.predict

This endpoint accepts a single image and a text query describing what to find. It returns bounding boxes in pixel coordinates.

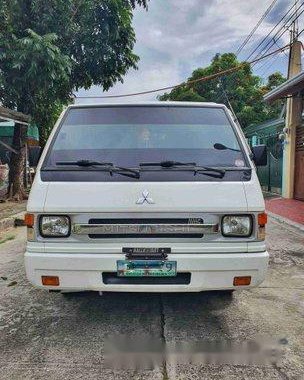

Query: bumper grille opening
[102,273,191,285]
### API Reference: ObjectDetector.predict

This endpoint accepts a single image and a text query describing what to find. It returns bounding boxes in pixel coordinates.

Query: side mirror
[251,144,267,166]
[28,146,42,167]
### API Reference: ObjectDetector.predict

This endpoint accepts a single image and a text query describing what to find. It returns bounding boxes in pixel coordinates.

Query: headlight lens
[40,216,70,237]
[222,215,252,237]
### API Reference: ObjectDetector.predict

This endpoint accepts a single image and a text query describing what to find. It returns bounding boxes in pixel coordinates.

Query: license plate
[117,260,177,277]
[122,248,171,254]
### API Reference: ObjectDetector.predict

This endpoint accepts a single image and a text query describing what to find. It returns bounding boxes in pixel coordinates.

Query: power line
[247,1,301,61]
[251,5,304,65]
[256,25,304,75]
[75,43,291,99]
[253,30,289,70]
[236,0,279,55]
[294,0,300,35]
[246,1,301,61]
[249,4,304,75]
[255,53,279,72]
[273,38,289,57]
[298,27,304,37]
[259,52,287,77]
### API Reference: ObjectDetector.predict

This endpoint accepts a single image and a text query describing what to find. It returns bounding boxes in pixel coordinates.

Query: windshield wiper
[214,143,241,152]
[140,160,196,168]
[139,161,225,178]
[56,160,112,167]
[56,160,140,179]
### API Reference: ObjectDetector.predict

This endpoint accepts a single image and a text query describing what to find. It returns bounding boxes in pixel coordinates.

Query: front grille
[102,272,191,285]
[88,218,205,238]
[89,218,191,224]
[72,218,219,239]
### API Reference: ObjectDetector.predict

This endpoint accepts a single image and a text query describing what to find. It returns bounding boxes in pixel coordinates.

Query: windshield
[44,106,246,170]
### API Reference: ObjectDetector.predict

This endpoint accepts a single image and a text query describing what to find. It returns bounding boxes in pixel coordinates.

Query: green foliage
[263,72,286,91]
[0,0,149,135]
[259,72,286,122]
[0,29,71,114]
[160,53,286,128]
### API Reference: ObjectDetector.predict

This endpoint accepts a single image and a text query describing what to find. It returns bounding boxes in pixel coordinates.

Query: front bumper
[24,250,269,293]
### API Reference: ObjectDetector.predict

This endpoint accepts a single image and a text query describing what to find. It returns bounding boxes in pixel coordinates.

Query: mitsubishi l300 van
[25,102,269,294]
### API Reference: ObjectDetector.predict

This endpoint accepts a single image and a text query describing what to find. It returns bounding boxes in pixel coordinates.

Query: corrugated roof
[0,105,30,125]
[0,121,14,127]
[264,71,304,103]
[0,122,39,140]
[244,118,285,136]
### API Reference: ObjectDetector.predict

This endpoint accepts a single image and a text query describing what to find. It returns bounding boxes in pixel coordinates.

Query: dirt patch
[0,200,27,220]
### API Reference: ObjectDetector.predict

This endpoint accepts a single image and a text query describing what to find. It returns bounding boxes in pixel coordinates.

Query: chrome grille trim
[72,223,219,236]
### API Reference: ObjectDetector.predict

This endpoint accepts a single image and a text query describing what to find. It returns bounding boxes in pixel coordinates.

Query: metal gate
[256,133,283,194]
[294,123,304,200]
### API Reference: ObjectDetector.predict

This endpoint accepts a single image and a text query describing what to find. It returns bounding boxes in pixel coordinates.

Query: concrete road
[0,219,303,380]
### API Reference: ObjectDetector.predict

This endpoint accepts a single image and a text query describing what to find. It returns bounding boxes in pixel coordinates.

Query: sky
[76,0,300,103]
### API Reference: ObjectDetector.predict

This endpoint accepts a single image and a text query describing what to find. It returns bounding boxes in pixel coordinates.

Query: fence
[245,119,284,195]
[256,133,283,194]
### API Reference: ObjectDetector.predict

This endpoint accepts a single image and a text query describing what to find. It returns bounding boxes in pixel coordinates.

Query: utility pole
[282,22,302,198]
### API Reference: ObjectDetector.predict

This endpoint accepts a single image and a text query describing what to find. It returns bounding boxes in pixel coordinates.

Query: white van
[25,102,269,294]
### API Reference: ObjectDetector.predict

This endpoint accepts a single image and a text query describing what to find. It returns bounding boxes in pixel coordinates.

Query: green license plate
[117,260,177,277]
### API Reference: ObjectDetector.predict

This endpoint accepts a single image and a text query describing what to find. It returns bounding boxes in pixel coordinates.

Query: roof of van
[69,101,225,109]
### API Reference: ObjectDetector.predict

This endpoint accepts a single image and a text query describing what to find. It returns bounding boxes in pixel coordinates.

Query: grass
[0,234,15,244]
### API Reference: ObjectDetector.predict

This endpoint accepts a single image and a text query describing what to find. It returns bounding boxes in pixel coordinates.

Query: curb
[268,211,304,234]
[0,211,25,232]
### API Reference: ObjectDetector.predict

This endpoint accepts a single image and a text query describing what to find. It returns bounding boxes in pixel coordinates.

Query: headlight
[222,215,252,237]
[40,216,70,237]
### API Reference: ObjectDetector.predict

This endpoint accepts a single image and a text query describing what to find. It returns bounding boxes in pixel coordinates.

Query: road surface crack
[272,363,290,380]
[159,295,169,380]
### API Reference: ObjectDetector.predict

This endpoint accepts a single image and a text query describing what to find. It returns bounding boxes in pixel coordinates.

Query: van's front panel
[25,103,268,293]
[25,186,268,292]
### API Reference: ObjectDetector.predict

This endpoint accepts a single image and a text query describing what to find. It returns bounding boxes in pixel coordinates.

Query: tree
[0,0,149,200]
[260,72,286,121]
[0,30,72,199]
[159,53,285,129]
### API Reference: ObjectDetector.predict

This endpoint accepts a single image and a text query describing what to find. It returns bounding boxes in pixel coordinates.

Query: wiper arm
[194,168,225,179]
[56,160,140,179]
[194,166,253,178]
[140,160,196,168]
[108,166,140,179]
[194,166,225,176]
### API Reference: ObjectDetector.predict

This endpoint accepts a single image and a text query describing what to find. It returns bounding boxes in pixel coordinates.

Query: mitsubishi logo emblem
[136,190,155,204]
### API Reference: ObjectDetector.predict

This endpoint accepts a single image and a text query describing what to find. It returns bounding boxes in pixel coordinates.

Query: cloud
[76,0,294,103]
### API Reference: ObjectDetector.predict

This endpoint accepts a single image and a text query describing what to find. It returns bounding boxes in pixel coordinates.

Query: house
[0,121,39,163]
[264,70,304,201]
[0,106,32,199]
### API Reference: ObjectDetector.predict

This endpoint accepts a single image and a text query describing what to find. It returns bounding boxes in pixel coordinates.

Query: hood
[27,178,251,213]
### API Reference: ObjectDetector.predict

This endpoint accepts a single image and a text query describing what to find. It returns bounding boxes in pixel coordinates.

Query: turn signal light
[41,276,60,286]
[258,213,267,240]
[233,276,251,286]
[24,213,34,227]
[258,213,268,226]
